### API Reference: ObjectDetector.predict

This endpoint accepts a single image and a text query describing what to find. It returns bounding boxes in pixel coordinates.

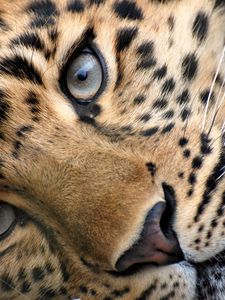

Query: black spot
[18,268,27,281]
[67,0,85,12]
[115,69,123,88]
[141,126,159,137]
[60,262,70,282]
[211,219,218,228]
[153,98,168,110]
[116,27,138,52]
[45,263,54,274]
[31,16,56,28]
[11,32,45,52]
[162,110,174,119]
[179,137,189,147]
[31,107,40,114]
[114,0,143,20]
[188,173,196,185]
[161,291,176,300]
[173,282,180,288]
[180,108,191,122]
[136,41,156,69]
[153,65,167,80]
[48,28,59,43]
[161,78,175,95]
[176,89,190,105]
[20,281,31,294]
[27,0,57,16]
[111,287,130,297]
[198,225,204,232]
[26,92,40,106]
[90,289,97,296]
[161,283,168,289]
[59,287,68,295]
[137,41,154,56]
[14,141,21,150]
[0,55,43,85]
[200,89,214,105]
[25,92,41,119]
[207,231,212,239]
[135,280,157,300]
[137,58,156,69]
[79,285,88,294]
[192,12,209,42]
[12,141,22,159]
[161,123,175,134]
[32,267,45,282]
[16,125,33,137]
[200,133,212,155]
[133,95,146,105]
[178,172,184,179]
[146,162,157,176]
[140,114,151,122]
[192,156,203,169]
[183,149,191,158]
[182,53,198,80]
[27,0,58,28]
[216,74,224,87]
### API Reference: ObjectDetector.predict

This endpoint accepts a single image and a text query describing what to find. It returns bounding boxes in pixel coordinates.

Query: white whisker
[208,83,225,135]
[216,165,225,181]
[216,171,225,181]
[202,46,225,132]
[209,61,225,125]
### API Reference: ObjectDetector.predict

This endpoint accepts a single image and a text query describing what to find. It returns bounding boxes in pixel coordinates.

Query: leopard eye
[0,202,16,239]
[66,49,103,104]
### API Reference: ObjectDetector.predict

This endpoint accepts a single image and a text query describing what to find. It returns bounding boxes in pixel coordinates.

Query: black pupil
[77,69,88,81]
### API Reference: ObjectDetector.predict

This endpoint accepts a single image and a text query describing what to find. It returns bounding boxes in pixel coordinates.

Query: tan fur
[0,0,224,299]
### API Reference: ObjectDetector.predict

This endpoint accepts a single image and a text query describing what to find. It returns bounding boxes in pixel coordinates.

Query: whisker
[216,166,225,181]
[208,82,225,135]
[202,46,225,132]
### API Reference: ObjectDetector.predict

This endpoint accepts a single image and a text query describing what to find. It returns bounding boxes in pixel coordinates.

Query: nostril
[160,182,177,240]
[115,196,184,273]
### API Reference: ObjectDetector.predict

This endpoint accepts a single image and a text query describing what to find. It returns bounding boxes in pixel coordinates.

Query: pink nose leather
[116,202,184,272]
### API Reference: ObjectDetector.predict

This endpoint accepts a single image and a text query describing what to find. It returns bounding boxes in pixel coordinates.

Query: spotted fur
[0,0,224,299]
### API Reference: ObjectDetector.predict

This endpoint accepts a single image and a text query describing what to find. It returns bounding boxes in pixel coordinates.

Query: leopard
[0,0,224,299]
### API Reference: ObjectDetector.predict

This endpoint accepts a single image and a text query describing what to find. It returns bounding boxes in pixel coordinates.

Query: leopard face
[0,0,224,299]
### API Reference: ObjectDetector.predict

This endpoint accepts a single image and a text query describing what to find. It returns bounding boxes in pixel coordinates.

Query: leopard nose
[115,202,184,272]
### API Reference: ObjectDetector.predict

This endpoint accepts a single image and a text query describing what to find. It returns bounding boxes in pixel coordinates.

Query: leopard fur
[0,0,224,299]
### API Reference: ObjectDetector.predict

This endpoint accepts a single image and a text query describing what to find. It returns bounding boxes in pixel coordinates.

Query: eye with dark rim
[60,43,107,107]
[0,202,17,241]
